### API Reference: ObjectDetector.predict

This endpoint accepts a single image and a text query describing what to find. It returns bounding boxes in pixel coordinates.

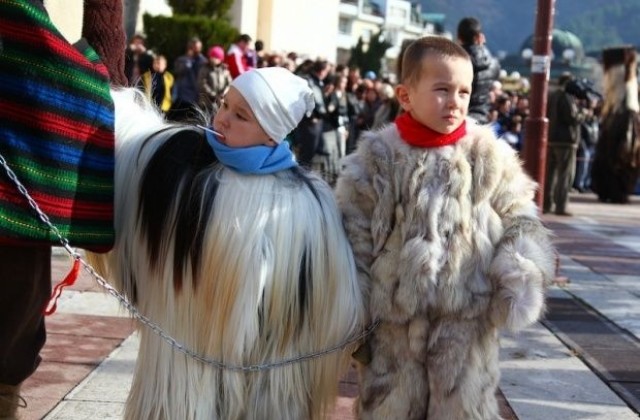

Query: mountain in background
[420,0,640,55]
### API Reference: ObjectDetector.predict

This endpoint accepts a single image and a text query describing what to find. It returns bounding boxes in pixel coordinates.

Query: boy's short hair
[187,37,201,49]
[457,17,482,46]
[399,36,470,86]
[237,34,252,44]
[312,59,330,74]
[558,71,574,86]
[130,33,146,43]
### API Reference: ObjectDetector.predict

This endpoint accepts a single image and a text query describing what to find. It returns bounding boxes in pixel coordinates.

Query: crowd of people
[122,16,640,213]
[124,31,408,184]
[120,21,524,180]
[122,22,621,208]
[2,3,636,417]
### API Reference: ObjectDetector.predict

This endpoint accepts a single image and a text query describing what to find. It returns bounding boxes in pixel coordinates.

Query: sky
[141,0,172,16]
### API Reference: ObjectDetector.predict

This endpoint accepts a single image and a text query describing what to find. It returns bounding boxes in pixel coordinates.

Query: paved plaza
[15,192,640,420]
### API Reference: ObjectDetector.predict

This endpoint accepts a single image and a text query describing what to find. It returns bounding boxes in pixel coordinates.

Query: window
[362,0,382,16]
[361,29,372,43]
[339,18,352,35]
[390,6,407,20]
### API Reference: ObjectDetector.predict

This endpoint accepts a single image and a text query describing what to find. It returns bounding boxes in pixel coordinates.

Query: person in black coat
[544,73,583,215]
[457,17,501,124]
[294,59,330,167]
[124,33,153,86]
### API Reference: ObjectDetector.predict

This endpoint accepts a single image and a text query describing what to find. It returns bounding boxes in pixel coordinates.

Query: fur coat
[335,122,556,419]
[591,46,640,203]
[88,88,364,420]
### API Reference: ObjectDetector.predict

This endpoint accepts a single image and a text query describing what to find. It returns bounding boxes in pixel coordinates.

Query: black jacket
[463,44,501,124]
[547,87,581,146]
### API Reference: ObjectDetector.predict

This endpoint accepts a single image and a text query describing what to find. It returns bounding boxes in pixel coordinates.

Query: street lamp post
[522,0,556,209]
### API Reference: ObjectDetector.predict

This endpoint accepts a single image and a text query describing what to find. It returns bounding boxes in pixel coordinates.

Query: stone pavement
[14,192,640,420]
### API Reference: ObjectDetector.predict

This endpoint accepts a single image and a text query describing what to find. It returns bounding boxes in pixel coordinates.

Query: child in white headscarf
[90,68,365,420]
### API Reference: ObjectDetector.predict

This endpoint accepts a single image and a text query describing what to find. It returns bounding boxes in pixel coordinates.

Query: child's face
[396,56,473,134]
[213,87,274,148]
[153,57,167,73]
[365,87,379,103]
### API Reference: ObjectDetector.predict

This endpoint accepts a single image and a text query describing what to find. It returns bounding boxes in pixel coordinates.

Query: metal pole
[522,0,555,209]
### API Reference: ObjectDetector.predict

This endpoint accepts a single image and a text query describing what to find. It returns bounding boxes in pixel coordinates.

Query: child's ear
[395,84,412,112]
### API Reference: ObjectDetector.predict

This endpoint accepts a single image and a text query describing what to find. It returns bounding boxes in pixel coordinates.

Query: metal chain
[0,152,378,372]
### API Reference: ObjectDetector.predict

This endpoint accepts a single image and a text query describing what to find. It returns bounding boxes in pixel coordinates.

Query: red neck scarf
[395,112,467,148]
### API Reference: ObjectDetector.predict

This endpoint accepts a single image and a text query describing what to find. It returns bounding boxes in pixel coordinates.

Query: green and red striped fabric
[0,0,115,252]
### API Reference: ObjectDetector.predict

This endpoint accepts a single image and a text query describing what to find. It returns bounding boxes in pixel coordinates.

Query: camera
[565,78,602,102]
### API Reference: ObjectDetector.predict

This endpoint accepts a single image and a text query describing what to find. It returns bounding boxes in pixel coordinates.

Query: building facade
[44,0,439,78]
[43,0,171,42]
[44,0,84,42]
[230,0,340,62]
[337,0,438,77]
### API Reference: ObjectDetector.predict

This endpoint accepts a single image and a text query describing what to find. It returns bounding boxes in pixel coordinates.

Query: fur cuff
[489,248,546,331]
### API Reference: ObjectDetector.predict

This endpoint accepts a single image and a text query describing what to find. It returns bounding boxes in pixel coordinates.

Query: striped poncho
[0,0,115,251]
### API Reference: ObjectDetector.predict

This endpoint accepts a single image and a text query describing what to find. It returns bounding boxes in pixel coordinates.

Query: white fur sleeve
[488,143,556,331]
[335,152,377,312]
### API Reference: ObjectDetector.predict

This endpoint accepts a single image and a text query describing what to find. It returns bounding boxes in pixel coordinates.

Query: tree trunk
[123,0,141,40]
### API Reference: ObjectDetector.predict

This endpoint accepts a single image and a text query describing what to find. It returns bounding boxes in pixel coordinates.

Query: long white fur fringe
[88,88,365,420]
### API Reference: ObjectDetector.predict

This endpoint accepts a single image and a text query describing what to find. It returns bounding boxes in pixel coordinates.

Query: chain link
[0,151,378,372]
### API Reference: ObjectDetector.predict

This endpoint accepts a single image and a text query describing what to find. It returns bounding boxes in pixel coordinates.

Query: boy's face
[153,57,167,73]
[213,87,274,148]
[396,56,473,134]
[189,41,202,56]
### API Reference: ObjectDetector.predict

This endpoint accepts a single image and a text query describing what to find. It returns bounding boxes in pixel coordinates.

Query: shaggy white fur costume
[88,89,364,420]
[335,122,555,419]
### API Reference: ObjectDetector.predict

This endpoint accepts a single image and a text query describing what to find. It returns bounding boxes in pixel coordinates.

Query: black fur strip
[298,250,309,325]
[174,166,220,290]
[288,167,328,325]
[138,128,218,291]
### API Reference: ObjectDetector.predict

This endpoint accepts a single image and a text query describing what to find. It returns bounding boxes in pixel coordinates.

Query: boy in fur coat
[335,36,556,419]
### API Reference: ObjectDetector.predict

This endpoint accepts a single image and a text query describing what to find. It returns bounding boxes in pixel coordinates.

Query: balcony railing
[362,3,383,17]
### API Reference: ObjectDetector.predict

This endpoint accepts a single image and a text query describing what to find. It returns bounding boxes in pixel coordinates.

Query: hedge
[142,13,239,70]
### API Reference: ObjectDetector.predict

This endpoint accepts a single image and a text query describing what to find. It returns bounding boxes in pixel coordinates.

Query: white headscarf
[231,67,315,143]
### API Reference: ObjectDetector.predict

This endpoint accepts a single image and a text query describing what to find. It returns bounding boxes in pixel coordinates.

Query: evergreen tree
[348,31,392,76]
[167,0,234,17]
[143,0,238,69]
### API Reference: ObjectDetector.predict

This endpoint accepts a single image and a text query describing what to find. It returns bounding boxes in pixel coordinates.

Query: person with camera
[124,33,153,86]
[544,72,584,216]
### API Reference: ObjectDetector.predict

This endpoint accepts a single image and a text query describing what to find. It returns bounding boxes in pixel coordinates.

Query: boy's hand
[489,251,546,331]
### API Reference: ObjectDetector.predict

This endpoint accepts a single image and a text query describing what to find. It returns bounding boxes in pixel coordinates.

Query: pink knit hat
[208,46,225,60]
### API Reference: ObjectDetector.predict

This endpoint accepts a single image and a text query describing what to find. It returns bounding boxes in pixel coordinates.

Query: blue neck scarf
[202,128,297,175]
